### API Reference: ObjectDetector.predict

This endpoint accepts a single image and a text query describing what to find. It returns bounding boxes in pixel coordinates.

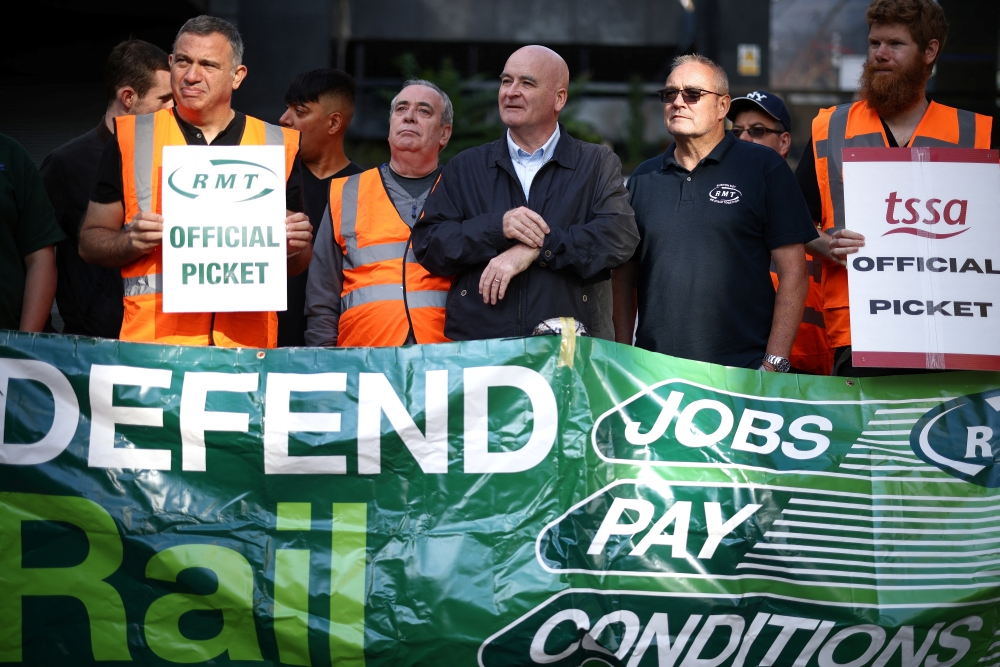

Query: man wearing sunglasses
[612,55,818,373]
[728,91,832,375]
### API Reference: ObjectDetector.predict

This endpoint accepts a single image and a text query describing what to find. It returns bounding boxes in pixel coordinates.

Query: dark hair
[174,15,244,69]
[866,0,948,62]
[284,69,356,108]
[104,39,169,102]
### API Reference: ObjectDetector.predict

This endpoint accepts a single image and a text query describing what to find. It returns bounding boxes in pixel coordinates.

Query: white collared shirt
[506,125,560,201]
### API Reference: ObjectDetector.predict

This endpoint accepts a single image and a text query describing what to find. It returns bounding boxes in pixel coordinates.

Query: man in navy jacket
[412,45,638,341]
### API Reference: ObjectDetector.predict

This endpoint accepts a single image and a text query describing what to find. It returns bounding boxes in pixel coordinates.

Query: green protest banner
[0,329,998,667]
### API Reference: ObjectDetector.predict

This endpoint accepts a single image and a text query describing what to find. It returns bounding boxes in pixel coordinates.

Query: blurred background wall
[2,0,997,172]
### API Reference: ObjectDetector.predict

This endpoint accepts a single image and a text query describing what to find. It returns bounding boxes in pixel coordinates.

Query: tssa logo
[709,184,741,204]
[910,389,1000,487]
[167,158,280,203]
[883,191,969,240]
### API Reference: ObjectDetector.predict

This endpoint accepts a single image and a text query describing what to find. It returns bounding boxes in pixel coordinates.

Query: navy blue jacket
[412,126,638,340]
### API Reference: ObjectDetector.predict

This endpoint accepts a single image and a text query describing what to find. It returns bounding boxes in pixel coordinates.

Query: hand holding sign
[284,212,312,256]
[127,211,165,254]
[828,228,865,266]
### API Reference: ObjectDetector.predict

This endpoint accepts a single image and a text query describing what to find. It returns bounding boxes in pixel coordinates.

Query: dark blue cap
[728,91,792,133]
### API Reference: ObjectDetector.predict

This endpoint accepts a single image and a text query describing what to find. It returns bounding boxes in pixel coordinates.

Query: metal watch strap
[763,353,791,373]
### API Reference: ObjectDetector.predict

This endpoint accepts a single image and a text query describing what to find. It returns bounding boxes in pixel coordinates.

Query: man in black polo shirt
[612,55,817,371]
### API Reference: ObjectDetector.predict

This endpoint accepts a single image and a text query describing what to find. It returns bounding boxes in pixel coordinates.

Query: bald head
[508,45,570,88]
[499,45,569,143]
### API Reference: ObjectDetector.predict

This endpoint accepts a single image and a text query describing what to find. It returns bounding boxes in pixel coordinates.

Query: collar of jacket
[490,122,578,172]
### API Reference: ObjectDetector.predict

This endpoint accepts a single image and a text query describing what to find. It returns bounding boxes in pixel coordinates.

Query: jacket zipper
[505,159,556,336]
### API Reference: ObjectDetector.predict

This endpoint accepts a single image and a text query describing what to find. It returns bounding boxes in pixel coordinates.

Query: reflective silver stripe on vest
[802,306,826,329]
[406,290,448,309]
[264,122,286,146]
[339,173,362,255]
[342,283,404,310]
[340,284,447,312]
[807,256,822,283]
[344,241,409,270]
[911,109,978,148]
[133,113,156,212]
[123,273,162,297]
[825,104,886,231]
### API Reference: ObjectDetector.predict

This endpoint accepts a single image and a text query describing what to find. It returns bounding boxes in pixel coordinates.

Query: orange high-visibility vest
[812,100,991,348]
[116,108,299,347]
[329,169,451,347]
[771,252,832,375]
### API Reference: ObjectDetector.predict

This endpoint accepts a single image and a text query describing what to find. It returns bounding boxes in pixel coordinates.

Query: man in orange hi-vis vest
[304,80,454,347]
[729,90,832,375]
[79,16,312,348]
[795,0,993,376]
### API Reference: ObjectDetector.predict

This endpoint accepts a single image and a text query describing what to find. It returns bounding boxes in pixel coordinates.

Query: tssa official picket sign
[160,145,287,313]
[0,330,999,666]
[843,147,1000,371]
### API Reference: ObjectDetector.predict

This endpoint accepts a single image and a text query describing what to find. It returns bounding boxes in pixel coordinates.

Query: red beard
[858,54,929,119]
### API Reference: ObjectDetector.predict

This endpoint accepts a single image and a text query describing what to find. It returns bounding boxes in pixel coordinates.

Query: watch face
[765,354,790,372]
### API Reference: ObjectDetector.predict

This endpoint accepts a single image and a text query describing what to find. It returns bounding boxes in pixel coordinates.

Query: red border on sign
[842,147,998,163]
[852,351,1000,371]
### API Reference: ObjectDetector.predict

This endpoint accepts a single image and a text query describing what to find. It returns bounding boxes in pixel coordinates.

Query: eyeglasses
[732,125,786,138]
[657,87,724,104]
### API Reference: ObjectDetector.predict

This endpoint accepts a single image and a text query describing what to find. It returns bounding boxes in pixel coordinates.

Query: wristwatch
[763,353,791,373]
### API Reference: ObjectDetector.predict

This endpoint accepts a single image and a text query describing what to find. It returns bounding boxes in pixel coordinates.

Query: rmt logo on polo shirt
[709,183,741,204]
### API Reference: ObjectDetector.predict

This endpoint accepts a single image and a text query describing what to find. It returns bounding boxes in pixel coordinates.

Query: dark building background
[1,0,997,171]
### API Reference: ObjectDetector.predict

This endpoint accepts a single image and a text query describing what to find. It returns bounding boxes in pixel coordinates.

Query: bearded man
[795,0,993,377]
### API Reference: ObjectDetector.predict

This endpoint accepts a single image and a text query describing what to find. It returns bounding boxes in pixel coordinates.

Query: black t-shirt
[0,134,66,330]
[91,109,304,212]
[40,119,125,338]
[279,161,363,347]
[628,132,818,369]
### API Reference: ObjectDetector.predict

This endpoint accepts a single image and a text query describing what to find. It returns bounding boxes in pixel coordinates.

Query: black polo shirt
[91,109,303,212]
[627,131,817,369]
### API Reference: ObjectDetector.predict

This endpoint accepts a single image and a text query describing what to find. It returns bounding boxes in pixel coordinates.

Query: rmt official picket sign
[160,145,288,313]
[843,147,1000,370]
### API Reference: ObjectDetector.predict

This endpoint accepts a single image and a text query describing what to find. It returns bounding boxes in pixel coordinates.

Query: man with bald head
[413,45,638,341]
[613,55,817,372]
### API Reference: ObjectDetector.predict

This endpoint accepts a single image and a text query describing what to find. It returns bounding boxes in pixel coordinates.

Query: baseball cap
[728,91,792,133]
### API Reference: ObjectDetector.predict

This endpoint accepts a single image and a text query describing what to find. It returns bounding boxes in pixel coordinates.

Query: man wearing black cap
[728,91,832,375]
[729,91,792,160]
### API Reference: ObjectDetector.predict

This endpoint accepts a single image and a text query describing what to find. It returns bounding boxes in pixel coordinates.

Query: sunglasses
[657,87,724,104]
[732,125,786,138]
